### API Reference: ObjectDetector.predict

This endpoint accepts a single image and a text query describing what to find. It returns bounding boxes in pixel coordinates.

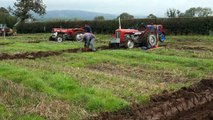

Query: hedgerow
[17,17,213,35]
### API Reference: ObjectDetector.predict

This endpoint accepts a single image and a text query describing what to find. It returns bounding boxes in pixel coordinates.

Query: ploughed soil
[26,40,41,43]
[0,51,62,60]
[0,46,110,60]
[0,42,12,46]
[90,79,213,120]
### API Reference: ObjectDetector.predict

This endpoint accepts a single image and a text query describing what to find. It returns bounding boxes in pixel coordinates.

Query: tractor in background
[49,27,85,42]
[49,25,92,42]
[109,21,165,49]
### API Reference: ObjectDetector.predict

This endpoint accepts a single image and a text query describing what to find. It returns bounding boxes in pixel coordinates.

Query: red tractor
[49,27,85,42]
[109,24,165,49]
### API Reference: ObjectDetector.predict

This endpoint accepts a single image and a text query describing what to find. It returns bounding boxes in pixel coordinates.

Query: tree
[0,7,17,27]
[94,16,105,21]
[184,7,197,17]
[0,7,9,24]
[117,12,134,19]
[0,7,9,15]
[196,7,212,17]
[147,14,157,18]
[178,13,186,17]
[180,7,212,17]
[166,8,181,18]
[9,0,46,22]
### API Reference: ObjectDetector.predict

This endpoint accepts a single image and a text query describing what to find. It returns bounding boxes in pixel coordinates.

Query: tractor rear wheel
[146,34,157,48]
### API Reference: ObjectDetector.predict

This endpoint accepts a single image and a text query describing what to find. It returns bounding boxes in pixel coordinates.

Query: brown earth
[26,40,41,43]
[0,42,11,45]
[90,79,213,120]
[166,40,212,52]
[0,46,110,60]
[176,46,212,51]
[0,51,62,60]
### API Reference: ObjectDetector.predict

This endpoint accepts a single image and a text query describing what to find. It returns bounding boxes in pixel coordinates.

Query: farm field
[0,34,212,120]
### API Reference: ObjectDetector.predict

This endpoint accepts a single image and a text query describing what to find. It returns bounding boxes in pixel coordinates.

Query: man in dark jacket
[84,24,92,33]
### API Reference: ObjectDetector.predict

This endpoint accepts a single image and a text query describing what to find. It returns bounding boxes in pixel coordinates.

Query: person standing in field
[84,24,93,33]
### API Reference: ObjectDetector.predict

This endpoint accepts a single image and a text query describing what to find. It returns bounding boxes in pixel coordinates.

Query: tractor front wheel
[74,32,84,42]
[125,39,135,49]
[56,35,64,42]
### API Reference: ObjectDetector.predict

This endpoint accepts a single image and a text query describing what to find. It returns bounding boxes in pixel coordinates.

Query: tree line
[95,7,212,20]
[16,17,213,35]
[0,0,212,27]
[166,7,213,18]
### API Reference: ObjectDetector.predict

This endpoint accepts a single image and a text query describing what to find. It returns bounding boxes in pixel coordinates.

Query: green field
[0,34,212,119]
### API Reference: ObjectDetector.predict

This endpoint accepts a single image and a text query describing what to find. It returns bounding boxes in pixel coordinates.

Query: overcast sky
[1,0,213,17]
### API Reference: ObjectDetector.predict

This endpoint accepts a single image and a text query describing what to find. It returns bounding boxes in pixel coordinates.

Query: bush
[17,17,213,35]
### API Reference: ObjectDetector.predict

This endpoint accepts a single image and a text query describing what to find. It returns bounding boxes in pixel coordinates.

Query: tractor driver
[79,32,96,52]
[84,24,93,33]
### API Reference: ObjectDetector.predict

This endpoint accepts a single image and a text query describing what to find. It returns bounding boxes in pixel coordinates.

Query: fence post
[3,27,5,40]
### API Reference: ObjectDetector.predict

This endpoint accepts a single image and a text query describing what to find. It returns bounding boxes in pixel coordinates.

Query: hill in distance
[34,10,146,21]
[35,10,118,21]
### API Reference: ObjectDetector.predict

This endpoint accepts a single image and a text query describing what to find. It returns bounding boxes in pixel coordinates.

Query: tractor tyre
[125,39,135,49]
[56,35,64,42]
[145,34,157,48]
[74,31,84,42]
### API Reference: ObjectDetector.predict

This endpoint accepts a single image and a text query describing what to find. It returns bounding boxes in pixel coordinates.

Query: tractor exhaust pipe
[119,17,121,29]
